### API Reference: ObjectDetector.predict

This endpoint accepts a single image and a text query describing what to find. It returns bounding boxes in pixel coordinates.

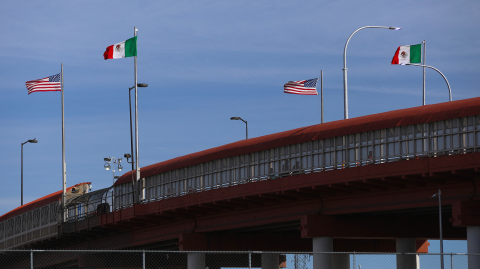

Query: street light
[21,138,37,206]
[343,26,401,119]
[231,117,248,139]
[128,83,148,203]
[104,157,123,184]
[432,189,444,269]
[403,64,452,102]
[128,83,148,172]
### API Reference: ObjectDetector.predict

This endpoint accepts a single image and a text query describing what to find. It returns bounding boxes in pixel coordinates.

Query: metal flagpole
[422,40,426,105]
[321,70,324,124]
[316,71,323,124]
[134,27,141,202]
[61,63,66,221]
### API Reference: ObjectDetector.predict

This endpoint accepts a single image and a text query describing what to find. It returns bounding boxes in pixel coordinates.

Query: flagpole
[422,40,426,105]
[134,27,141,202]
[316,71,322,123]
[61,63,66,222]
[321,70,324,124]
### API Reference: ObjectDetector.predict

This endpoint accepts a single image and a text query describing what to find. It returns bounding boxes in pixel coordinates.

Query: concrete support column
[312,238,349,269]
[396,238,417,269]
[313,237,332,269]
[187,252,205,269]
[261,253,279,269]
[467,226,480,269]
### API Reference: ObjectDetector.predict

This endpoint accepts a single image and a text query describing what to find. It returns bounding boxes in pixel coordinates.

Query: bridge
[1,97,479,268]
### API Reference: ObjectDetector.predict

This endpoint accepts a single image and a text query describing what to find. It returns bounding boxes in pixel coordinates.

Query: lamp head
[231,117,241,120]
[137,83,148,87]
[389,27,402,30]
[431,193,437,198]
[104,163,111,171]
[118,164,123,171]
[28,138,38,143]
[124,153,131,158]
[104,157,111,162]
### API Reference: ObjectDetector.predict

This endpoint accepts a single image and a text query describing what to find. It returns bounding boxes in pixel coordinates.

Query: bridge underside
[19,153,480,252]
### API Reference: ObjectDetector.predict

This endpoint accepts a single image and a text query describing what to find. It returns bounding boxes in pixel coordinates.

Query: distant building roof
[0,182,91,222]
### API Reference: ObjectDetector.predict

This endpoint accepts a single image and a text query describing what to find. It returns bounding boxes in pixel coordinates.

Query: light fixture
[342,26,401,119]
[230,117,248,139]
[104,156,123,184]
[21,138,38,206]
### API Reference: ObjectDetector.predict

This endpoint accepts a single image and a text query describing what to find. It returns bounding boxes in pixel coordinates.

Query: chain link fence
[0,250,477,268]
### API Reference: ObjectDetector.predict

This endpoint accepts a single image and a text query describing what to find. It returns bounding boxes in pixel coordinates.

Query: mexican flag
[103,36,137,60]
[391,44,421,65]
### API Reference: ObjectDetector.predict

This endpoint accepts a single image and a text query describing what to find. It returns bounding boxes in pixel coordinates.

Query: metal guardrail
[110,115,480,208]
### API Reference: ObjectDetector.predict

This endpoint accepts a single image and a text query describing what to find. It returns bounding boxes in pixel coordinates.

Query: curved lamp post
[405,64,452,102]
[231,117,248,139]
[21,138,37,206]
[343,26,401,119]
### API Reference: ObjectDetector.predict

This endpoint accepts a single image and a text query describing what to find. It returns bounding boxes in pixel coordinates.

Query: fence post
[143,250,145,269]
[30,250,33,269]
[353,251,356,269]
[451,253,453,269]
[249,251,252,269]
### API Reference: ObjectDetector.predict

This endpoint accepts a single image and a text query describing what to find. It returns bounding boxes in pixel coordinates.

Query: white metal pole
[112,157,115,185]
[439,189,444,269]
[321,70,324,124]
[61,63,66,221]
[134,27,141,201]
[21,143,24,206]
[343,26,401,119]
[422,40,426,105]
[406,64,452,102]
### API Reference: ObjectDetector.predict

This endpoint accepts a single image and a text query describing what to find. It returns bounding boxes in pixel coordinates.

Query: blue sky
[0,0,478,253]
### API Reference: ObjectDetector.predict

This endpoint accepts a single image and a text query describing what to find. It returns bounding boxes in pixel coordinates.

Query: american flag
[284,78,318,95]
[25,73,61,94]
